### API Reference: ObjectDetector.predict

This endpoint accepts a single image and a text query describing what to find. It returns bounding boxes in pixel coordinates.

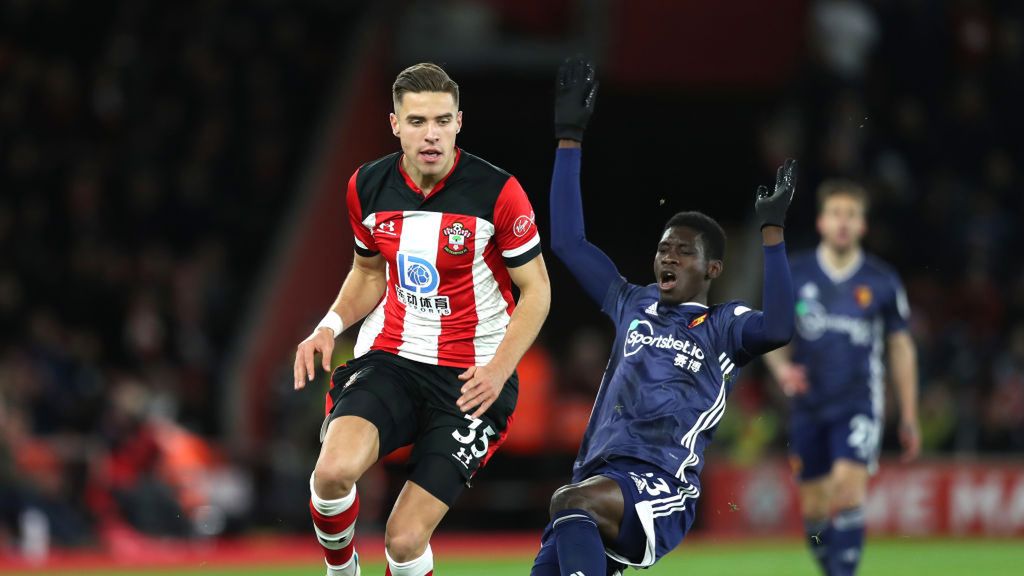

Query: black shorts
[321,350,518,506]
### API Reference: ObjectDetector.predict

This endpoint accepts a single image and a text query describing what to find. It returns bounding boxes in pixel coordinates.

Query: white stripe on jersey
[352,208,385,356]
[353,212,386,358]
[396,211,443,364]
[360,213,377,247]
[472,218,511,365]
[869,317,884,419]
[353,293,387,359]
[676,355,731,480]
[501,233,540,258]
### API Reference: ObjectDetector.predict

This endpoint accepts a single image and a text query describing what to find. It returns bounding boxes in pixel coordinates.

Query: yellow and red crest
[688,313,708,329]
[854,285,873,309]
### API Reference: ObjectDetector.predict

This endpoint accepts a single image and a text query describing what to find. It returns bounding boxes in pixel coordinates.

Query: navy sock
[828,507,865,576]
[530,522,561,576]
[804,518,831,575]
[552,508,606,576]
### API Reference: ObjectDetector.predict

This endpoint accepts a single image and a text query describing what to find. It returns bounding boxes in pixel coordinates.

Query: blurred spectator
[1,0,355,551]
[987,324,1024,450]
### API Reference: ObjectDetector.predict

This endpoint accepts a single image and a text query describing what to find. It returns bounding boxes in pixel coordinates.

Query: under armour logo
[452,447,473,469]
[376,221,396,235]
[571,572,587,576]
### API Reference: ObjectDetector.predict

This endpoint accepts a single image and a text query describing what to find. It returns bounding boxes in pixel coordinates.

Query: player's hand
[899,418,921,463]
[555,57,598,142]
[778,362,809,396]
[457,363,509,419]
[755,158,798,229]
[293,328,335,390]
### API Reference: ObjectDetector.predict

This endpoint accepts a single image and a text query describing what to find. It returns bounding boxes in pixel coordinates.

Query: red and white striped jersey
[346,149,541,368]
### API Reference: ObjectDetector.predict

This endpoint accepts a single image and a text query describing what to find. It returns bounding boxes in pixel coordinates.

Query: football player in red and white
[293,62,550,576]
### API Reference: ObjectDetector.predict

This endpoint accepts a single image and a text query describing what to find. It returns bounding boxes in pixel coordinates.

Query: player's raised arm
[550,58,623,306]
[739,160,798,355]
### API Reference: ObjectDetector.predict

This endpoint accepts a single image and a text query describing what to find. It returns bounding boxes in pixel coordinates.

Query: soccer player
[293,63,551,576]
[764,180,919,576]
[530,58,796,576]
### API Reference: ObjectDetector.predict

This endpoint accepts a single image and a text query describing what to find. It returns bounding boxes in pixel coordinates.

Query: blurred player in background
[530,58,795,576]
[764,180,920,576]
[293,63,550,576]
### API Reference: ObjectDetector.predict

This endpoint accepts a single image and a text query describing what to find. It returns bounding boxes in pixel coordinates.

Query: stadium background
[1,0,1023,574]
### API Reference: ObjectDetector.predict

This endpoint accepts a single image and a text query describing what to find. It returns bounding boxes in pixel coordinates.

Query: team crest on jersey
[688,313,707,329]
[854,285,872,309]
[442,222,473,255]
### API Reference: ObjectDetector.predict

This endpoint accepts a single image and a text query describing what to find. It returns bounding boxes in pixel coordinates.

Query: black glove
[755,158,798,229]
[555,57,598,142]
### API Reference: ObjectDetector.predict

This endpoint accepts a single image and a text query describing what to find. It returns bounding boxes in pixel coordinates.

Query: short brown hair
[817,179,870,213]
[392,63,459,108]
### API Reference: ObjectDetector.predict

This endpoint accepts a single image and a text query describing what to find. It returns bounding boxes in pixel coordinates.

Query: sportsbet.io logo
[624,319,654,357]
[624,318,707,360]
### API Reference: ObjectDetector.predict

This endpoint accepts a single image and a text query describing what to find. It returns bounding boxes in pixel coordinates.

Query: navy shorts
[789,407,881,481]
[533,458,697,572]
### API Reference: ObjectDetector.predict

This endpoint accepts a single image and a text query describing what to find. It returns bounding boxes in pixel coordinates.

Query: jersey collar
[650,299,708,316]
[816,244,864,284]
[398,147,462,197]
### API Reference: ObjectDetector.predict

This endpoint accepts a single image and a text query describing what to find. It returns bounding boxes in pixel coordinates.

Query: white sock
[385,544,433,576]
[310,472,357,515]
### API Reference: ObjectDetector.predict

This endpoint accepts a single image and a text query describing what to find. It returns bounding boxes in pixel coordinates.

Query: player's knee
[549,484,619,541]
[549,485,610,526]
[384,525,429,563]
[549,484,593,517]
[312,458,359,499]
[799,482,831,520]
[831,478,866,510]
[805,493,830,518]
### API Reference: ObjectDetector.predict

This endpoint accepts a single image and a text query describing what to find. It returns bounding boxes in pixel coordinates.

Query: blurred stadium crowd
[1,0,1023,555]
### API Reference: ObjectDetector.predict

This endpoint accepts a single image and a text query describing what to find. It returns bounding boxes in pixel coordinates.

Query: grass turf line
[6,539,1022,575]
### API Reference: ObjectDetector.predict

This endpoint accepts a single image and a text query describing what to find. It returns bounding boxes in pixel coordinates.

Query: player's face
[817,194,866,252]
[390,91,462,181]
[653,226,721,305]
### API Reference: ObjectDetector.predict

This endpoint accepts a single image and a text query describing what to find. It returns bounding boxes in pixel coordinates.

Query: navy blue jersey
[572,278,757,487]
[788,249,910,419]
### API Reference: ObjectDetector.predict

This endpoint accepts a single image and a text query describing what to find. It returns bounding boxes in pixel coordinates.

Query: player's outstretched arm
[293,251,386,389]
[740,160,798,355]
[550,58,622,306]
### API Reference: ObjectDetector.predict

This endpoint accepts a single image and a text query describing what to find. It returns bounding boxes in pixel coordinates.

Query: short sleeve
[883,274,910,334]
[494,176,541,267]
[346,168,378,257]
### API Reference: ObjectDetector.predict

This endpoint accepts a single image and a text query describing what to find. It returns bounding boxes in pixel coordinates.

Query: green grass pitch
[8,539,1022,576]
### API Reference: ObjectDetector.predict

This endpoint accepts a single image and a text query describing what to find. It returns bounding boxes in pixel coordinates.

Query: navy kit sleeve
[550,147,624,306]
[739,242,795,355]
[882,273,911,334]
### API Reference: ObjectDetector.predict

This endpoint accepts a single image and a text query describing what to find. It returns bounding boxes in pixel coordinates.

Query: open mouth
[420,149,442,163]
[659,270,677,291]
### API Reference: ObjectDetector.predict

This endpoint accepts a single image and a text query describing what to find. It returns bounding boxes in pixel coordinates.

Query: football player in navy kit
[530,58,796,575]
[765,180,919,576]
[293,63,551,576]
